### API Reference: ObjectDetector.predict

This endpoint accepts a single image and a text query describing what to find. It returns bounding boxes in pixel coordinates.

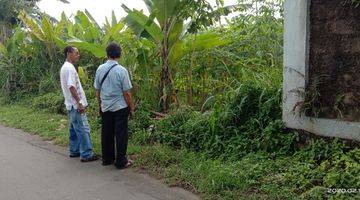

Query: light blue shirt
[94,60,132,112]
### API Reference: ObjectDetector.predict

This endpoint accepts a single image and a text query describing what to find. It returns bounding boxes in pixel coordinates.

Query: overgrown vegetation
[0,0,359,199]
[343,0,360,7]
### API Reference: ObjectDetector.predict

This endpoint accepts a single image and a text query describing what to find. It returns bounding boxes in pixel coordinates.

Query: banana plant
[122,0,228,112]
[18,11,66,53]
[19,10,136,61]
[67,11,128,59]
[0,28,27,96]
[73,10,102,42]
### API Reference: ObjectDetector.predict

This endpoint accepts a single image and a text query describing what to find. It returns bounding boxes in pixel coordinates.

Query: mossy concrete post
[283,0,360,141]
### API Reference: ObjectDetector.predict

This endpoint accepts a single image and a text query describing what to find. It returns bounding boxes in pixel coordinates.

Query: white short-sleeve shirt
[60,61,88,110]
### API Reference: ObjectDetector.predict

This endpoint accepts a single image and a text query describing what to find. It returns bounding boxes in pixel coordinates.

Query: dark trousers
[101,107,129,167]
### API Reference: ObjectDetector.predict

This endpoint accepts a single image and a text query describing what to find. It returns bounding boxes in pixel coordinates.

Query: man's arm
[123,90,135,116]
[95,90,101,105]
[69,86,85,113]
[121,69,134,116]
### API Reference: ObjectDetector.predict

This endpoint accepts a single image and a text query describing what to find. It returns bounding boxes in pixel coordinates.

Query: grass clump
[31,91,66,114]
[149,83,297,160]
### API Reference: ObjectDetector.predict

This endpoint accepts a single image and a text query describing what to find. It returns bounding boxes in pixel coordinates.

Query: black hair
[64,45,74,57]
[106,43,122,59]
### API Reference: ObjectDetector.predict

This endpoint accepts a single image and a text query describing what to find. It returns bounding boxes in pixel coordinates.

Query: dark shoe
[69,153,80,158]
[101,160,114,166]
[81,154,99,162]
[115,159,133,169]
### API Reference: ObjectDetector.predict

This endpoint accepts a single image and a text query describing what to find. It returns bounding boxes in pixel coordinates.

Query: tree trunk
[0,23,11,44]
[159,25,174,113]
[187,56,194,106]
[186,33,199,106]
[159,61,173,112]
[5,70,16,98]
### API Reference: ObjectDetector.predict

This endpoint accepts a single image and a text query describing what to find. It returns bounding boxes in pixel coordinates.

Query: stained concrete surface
[0,125,199,200]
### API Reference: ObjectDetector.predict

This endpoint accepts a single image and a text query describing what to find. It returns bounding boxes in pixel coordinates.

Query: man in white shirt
[60,46,98,162]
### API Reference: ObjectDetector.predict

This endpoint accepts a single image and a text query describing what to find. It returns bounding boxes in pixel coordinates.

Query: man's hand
[123,90,135,119]
[69,86,85,114]
[98,107,103,117]
[130,107,135,118]
[77,102,86,114]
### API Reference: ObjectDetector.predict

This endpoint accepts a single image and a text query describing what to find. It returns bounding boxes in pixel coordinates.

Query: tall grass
[1,1,359,198]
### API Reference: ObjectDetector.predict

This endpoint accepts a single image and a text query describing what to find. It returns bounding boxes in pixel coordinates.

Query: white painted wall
[283,0,360,141]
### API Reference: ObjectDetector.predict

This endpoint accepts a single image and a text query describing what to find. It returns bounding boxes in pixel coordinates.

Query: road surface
[0,125,199,200]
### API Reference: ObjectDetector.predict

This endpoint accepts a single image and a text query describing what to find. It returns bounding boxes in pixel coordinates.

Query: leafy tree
[0,0,70,43]
[122,0,230,112]
[0,0,41,42]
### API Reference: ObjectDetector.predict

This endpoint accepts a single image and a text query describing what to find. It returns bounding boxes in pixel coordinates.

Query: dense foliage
[0,0,359,199]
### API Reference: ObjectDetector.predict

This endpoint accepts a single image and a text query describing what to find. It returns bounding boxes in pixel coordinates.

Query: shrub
[31,91,66,114]
[152,83,298,159]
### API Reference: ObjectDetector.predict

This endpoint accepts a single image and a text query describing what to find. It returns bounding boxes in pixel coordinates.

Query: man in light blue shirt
[94,43,135,169]
[94,60,133,112]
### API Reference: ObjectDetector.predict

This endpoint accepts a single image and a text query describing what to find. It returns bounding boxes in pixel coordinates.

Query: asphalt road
[0,125,199,200]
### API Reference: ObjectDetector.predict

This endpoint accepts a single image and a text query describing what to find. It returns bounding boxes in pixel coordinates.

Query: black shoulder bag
[99,63,118,116]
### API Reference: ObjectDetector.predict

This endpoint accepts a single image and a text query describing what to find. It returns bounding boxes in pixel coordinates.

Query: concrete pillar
[283,0,360,141]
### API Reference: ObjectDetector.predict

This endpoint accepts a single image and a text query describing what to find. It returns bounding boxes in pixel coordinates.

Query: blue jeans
[68,107,94,159]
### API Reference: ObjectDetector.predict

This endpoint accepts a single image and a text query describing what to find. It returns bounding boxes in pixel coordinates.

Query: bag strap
[100,63,117,89]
